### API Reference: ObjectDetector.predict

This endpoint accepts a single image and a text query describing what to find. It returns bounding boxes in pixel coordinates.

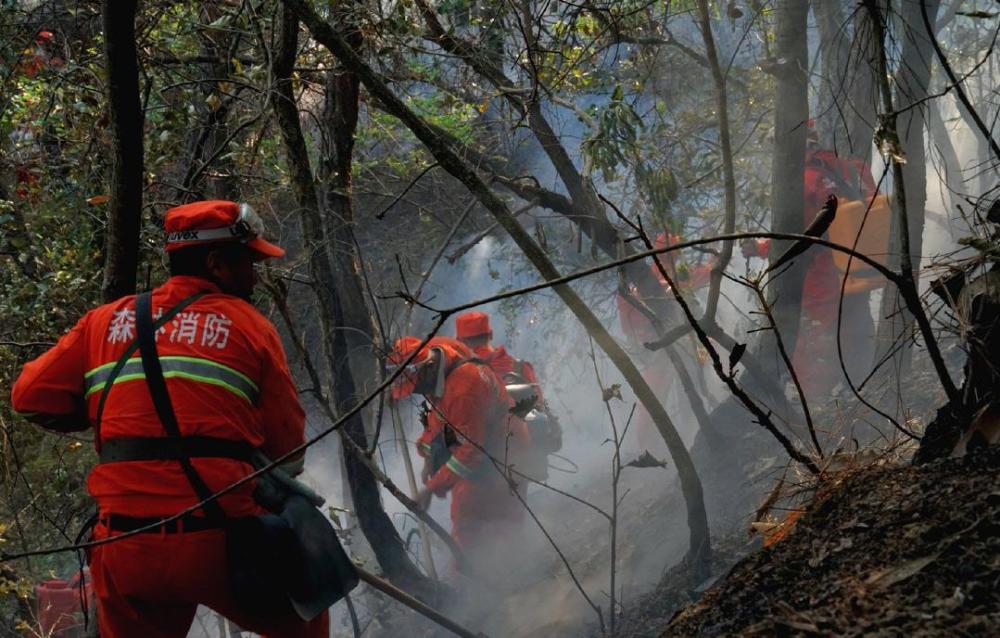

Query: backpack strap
[135,291,227,523]
[93,291,206,450]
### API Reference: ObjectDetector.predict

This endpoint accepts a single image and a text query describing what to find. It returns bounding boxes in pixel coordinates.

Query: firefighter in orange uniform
[741,125,878,399]
[454,311,560,473]
[454,311,543,394]
[615,232,715,450]
[389,336,528,553]
[11,200,326,638]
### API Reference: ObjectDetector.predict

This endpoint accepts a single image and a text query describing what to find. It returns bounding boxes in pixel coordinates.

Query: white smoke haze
[180,10,999,636]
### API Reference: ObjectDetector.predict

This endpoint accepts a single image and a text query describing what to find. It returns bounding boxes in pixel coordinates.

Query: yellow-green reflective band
[445,455,477,479]
[84,356,259,404]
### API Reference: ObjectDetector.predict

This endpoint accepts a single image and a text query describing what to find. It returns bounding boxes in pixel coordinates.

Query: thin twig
[749,279,821,457]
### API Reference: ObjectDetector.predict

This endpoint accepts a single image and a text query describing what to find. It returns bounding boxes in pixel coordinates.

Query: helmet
[164,200,284,260]
[387,336,471,400]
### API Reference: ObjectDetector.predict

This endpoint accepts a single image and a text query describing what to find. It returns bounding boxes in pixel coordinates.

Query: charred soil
[658,445,1000,637]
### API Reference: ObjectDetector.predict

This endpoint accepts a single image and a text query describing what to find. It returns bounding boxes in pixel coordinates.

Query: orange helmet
[387,336,471,400]
[455,311,492,340]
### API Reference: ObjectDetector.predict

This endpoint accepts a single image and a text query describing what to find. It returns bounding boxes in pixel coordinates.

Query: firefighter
[741,125,878,399]
[616,231,714,348]
[454,311,561,476]
[389,336,529,554]
[615,232,715,450]
[454,311,541,391]
[11,200,327,638]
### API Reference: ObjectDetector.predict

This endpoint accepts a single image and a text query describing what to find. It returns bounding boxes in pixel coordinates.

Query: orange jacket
[415,349,528,497]
[11,275,305,518]
[752,148,878,315]
[471,344,543,400]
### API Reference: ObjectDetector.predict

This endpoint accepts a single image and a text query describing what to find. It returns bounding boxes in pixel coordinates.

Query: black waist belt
[99,436,256,465]
[105,512,224,534]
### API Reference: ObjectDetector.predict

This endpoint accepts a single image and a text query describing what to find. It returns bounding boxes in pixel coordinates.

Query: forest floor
[359,352,996,638]
[639,443,1000,637]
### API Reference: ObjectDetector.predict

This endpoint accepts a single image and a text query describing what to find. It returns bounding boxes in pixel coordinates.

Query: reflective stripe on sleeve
[445,455,478,479]
[85,356,259,404]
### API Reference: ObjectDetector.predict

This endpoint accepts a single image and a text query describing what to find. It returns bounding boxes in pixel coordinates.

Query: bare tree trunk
[694,0,736,324]
[765,0,809,374]
[926,98,961,220]
[814,0,852,154]
[270,5,432,594]
[284,0,713,580]
[847,7,879,159]
[101,0,142,302]
[874,0,940,382]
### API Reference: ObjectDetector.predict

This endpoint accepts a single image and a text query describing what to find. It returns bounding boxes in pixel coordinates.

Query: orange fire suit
[753,148,878,398]
[415,348,529,550]
[471,344,542,399]
[11,275,325,638]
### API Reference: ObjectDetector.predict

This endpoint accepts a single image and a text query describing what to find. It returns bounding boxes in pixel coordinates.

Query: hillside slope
[663,446,1000,637]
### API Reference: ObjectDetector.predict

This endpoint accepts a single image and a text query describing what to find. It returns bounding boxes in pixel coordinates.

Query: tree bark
[694,0,736,324]
[765,0,809,374]
[283,0,713,579]
[926,97,962,220]
[874,0,940,381]
[847,6,879,160]
[100,0,143,302]
[270,4,432,593]
[813,0,852,154]
[177,4,242,201]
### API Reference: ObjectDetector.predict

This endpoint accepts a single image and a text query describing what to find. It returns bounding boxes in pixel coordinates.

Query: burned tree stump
[918,266,1000,462]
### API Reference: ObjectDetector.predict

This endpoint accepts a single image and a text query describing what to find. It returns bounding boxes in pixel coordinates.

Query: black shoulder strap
[135,291,226,523]
[444,355,488,378]
[94,291,206,448]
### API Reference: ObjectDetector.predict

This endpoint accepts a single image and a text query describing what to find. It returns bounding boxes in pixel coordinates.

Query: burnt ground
[656,445,1000,637]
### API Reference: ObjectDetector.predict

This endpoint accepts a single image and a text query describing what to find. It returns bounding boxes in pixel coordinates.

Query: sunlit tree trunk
[847,7,879,159]
[814,0,851,154]
[101,0,142,302]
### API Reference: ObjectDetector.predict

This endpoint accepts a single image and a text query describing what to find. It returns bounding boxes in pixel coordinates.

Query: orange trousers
[450,477,525,551]
[90,524,328,638]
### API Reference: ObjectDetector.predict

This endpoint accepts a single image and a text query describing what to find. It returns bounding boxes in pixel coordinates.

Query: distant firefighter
[455,311,562,475]
[742,122,882,400]
[616,232,716,451]
[389,336,530,554]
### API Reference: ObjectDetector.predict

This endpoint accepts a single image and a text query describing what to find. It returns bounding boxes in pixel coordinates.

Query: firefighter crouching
[454,311,562,480]
[389,336,529,557]
[11,200,328,637]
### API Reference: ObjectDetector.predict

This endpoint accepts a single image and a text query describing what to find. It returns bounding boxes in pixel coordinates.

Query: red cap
[455,311,491,340]
[163,200,284,260]
[36,30,54,43]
